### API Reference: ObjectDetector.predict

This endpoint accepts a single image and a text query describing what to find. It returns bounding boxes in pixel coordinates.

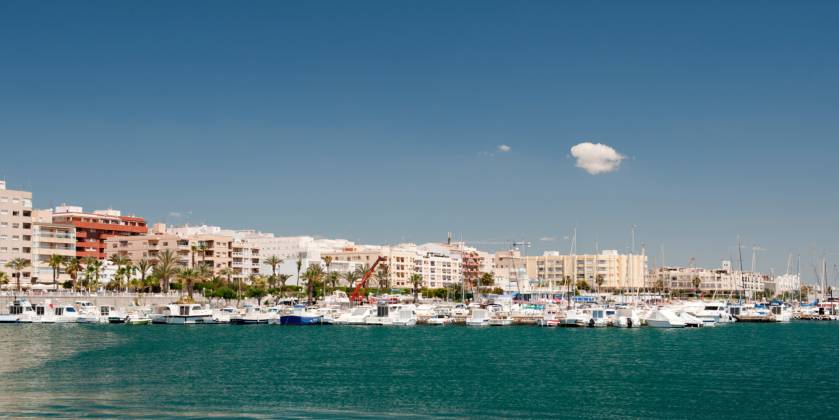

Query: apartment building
[105,229,234,277]
[526,250,648,292]
[30,209,75,285]
[52,205,147,259]
[414,250,463,289]
[652,260,772,295]
[231,240,260,284]
[0,181,33,286]
[322,245,418,289]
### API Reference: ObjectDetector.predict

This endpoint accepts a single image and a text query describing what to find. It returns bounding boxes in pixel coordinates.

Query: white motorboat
[335,306,375,325]
[52,304,82,323]
[415,304,437,321]
[126,312,152,325]
[691,302,735,325]
[451,304,470,318]
[677,310,707,327]
[644,308,686,328]
[559,308,591,327]
[0,299,38,323]
[614,307,642,328]
[585,308,610,328]
[466,308,490,326]
[230,305,276,325]
[100,306,129,324]
[391,307,417,326]
[426,314,453,325]
[152,304,215,324]
[212,306,237,324]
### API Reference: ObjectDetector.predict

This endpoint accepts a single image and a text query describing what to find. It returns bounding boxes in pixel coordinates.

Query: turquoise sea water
[0,323,836,419]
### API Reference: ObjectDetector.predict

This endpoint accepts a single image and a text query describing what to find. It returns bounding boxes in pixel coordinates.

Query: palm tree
[692,276,702,298]
[264,255,282,288]
[276,273,292,297]
[321,255,333,295]
[5,258,31,292]
[295,254,303,288]
[82,257,102,292]
[0,271,9,289]
[64,258,81,291]
[218,267,233,287]
[247,275,269,306]
[410,273,423,303]
[109,254,132,292]
[595,274,605,295]
[176,268,200,302]
[135,259,151,293]
[47,254,67,291]
[301,264,325,305]
[375,264,390,295]
[327,272,339,294]
[154,249,179,293]
[342,270,359,289]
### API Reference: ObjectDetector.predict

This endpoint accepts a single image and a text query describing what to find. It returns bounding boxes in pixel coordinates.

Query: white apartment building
[652,260,772,295]
[231,240,260,284]
[0,180,33,288]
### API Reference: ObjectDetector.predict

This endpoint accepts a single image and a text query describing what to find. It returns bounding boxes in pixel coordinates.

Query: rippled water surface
[0,322,836,418]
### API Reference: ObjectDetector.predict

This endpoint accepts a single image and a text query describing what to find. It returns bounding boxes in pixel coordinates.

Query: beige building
[231,240,260,284]
[493,249,648,293]
[30,209,76,285]
[652,260,772,295]
[105,226,236,279]
[0,180,33,287]
[323,246,418,289]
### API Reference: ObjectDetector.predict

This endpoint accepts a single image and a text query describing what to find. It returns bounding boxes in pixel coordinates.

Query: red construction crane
[350,256,387,303]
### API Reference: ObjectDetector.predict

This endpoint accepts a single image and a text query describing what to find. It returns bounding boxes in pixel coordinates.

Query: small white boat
[335,306,375,325]
[152,304,214,324]
[559,308,591,327]
[126,312,152,325]
[466,308,490,326]
[0,299,38,323]
[52,304,82,323]
[230,305,276,325]
[644,308,686,328]
[391,307,417,326]
[101,306,129,324]
[614,307,642,328]
[426,314,453,325]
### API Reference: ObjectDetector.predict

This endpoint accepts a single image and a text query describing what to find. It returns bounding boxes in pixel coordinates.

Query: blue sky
[1,1,838,277]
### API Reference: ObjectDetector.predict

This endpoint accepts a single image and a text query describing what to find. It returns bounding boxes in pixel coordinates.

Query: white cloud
[497,144,511,153]
[570,142,625,175]
[540,236,556,242]
[168,211,192,219]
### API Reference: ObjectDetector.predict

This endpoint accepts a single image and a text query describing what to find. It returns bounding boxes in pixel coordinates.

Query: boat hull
[279,315,323,326]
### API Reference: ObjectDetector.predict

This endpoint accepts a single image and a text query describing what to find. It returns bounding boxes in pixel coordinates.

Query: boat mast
[737,236,746,303]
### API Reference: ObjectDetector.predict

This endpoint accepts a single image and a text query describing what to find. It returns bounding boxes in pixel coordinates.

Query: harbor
[2,319,838,419]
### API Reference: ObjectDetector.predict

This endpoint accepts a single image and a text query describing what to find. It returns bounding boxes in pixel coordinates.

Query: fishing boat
[126,312,152,325]
[277,304,323,325]
[734,304,775,323]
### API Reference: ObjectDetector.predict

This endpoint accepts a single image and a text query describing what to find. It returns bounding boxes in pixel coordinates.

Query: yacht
[276,304,323,325]
[152,303,215,324]
[770,302,792,322]
[676,310,707,327]
[538,305,562,327]
[644,308,686,328]
[466,308,490,326]
[0,299,38,323]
